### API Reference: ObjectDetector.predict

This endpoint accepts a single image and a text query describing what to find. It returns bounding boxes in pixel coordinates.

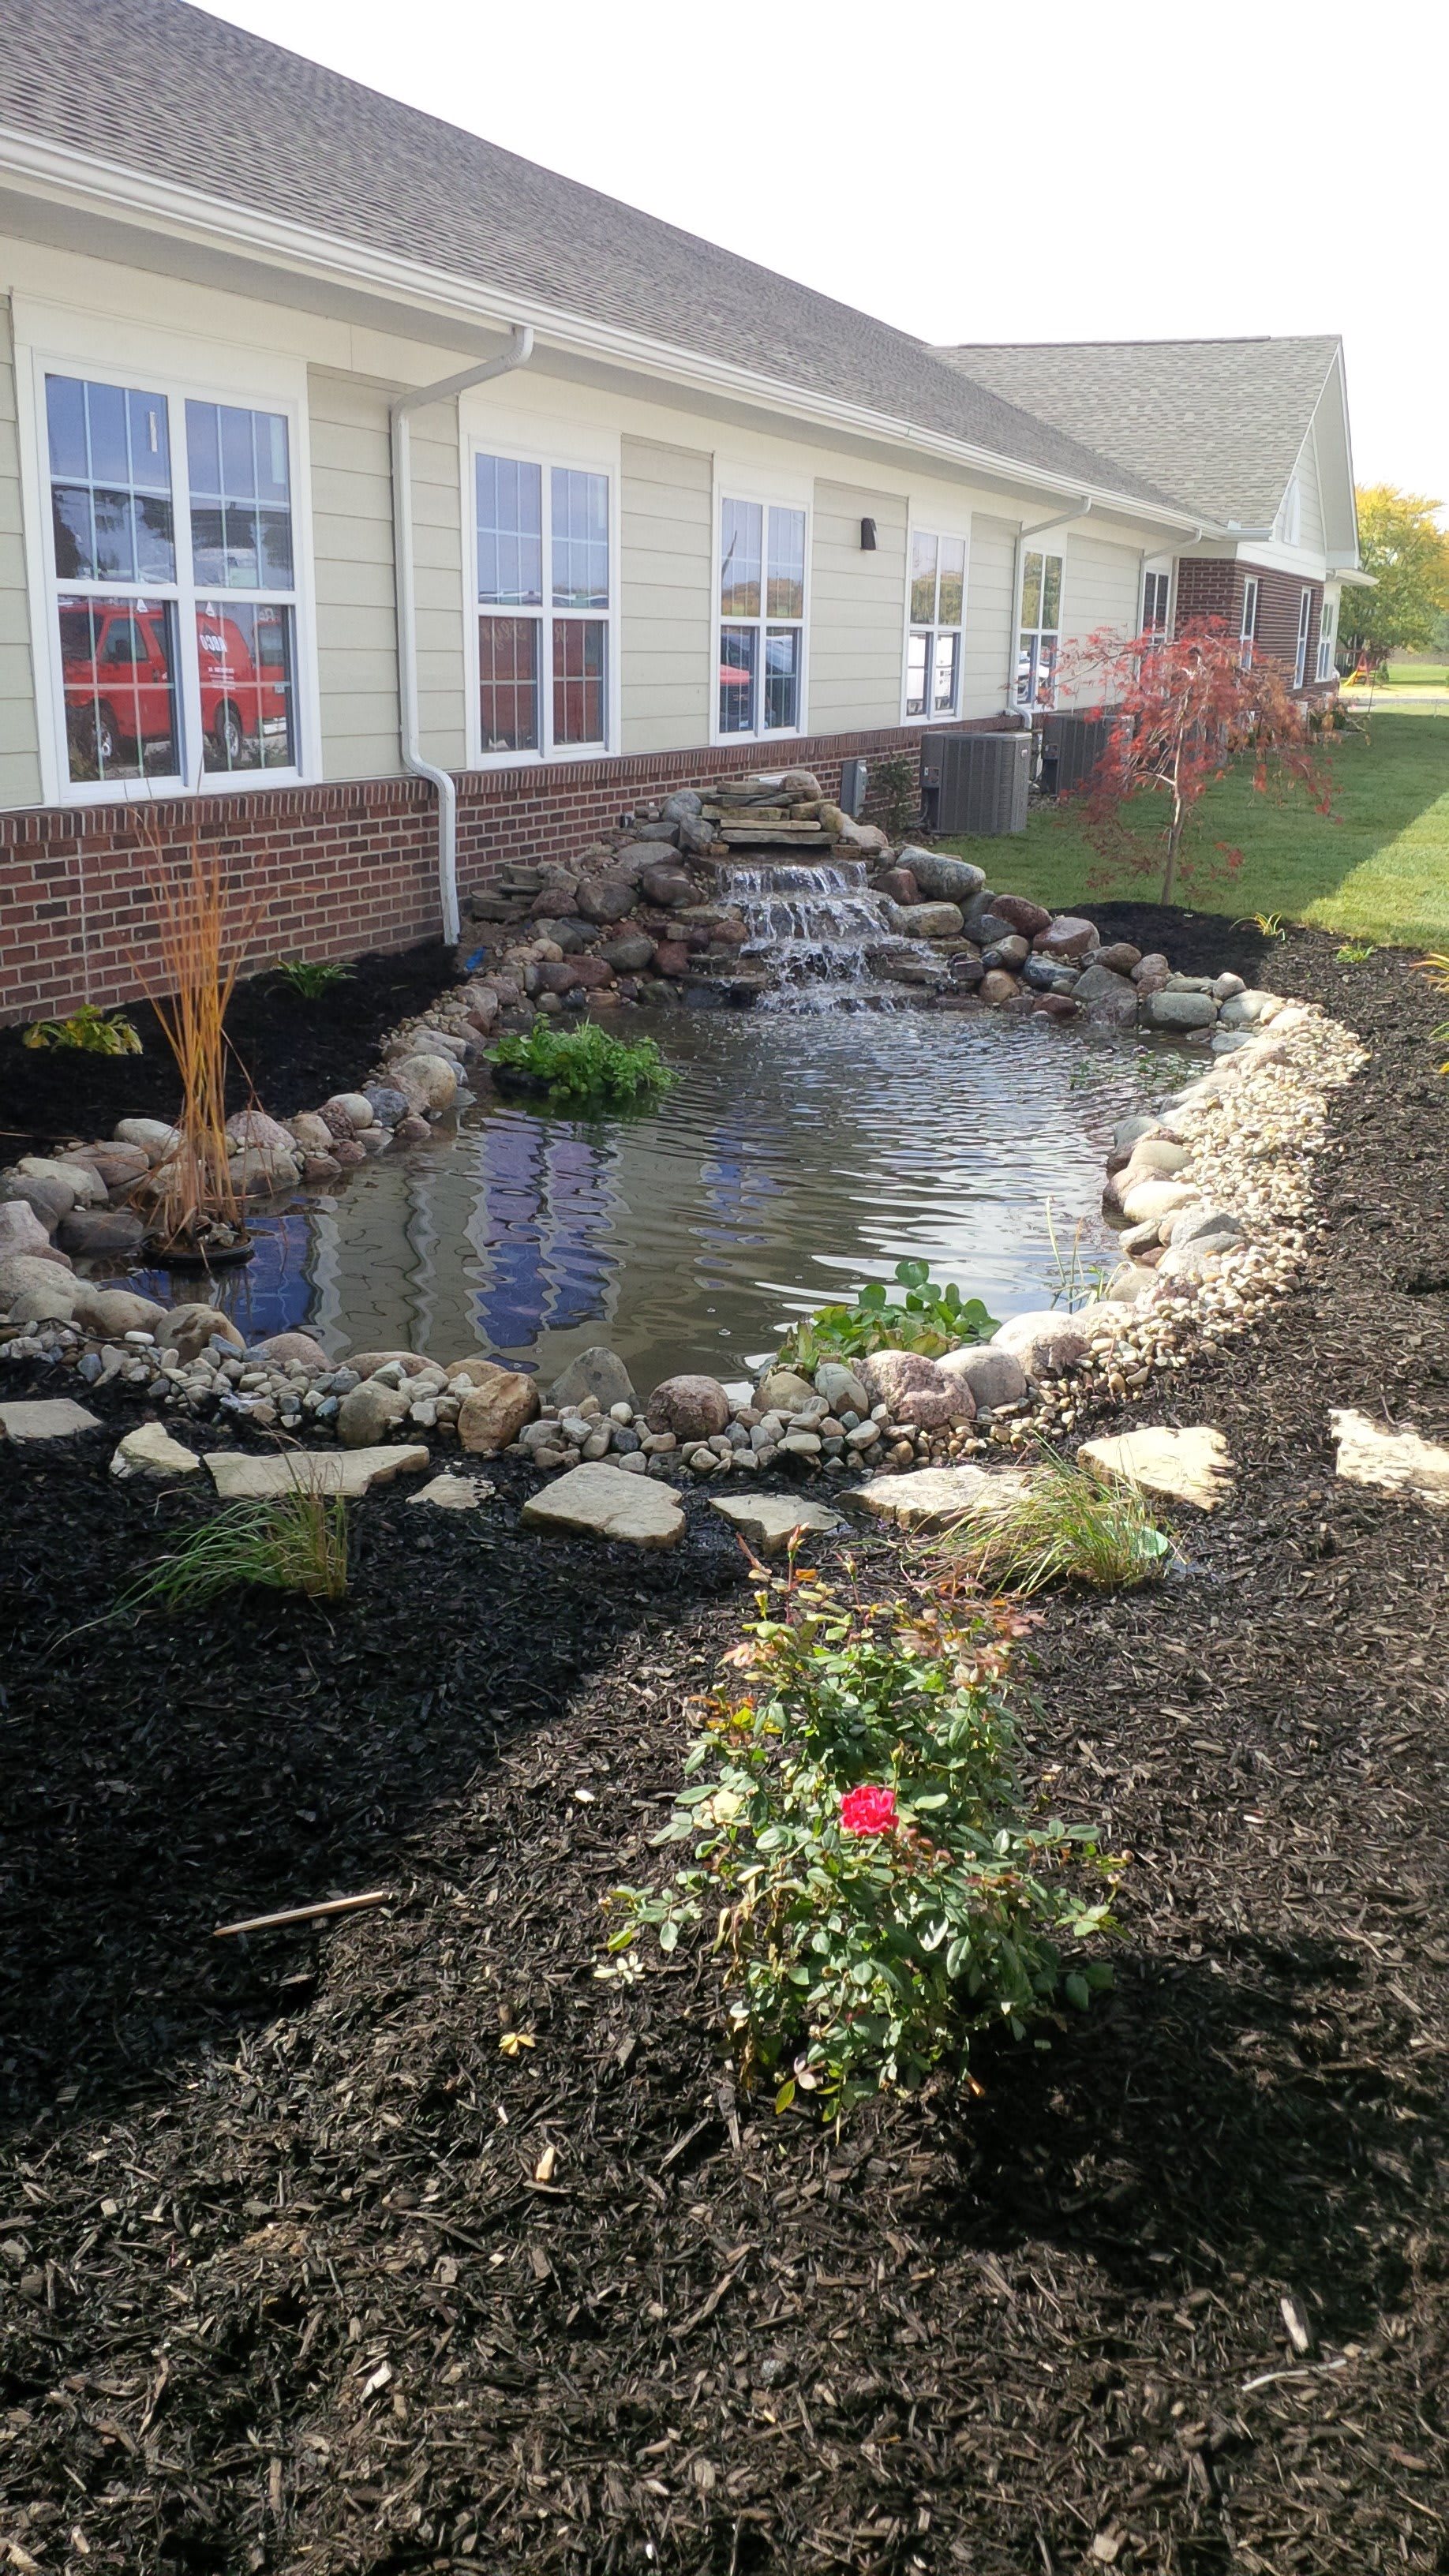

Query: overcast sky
[197,0,1447,508]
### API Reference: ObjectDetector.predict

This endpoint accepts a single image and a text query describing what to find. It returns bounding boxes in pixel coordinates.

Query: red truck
[60,600,290,773]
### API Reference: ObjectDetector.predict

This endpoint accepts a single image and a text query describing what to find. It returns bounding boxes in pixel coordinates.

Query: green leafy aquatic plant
[491,1018,676,1105]
[22,1003,142,1056]
[120,1491,350,1614]
[776,1258,997,1368]
[933,1451,1179,1596]
[601,1571,1121,2115]
[275,957,354,998]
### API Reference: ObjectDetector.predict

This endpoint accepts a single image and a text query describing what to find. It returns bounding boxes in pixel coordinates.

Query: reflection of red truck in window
[60,601,288,770]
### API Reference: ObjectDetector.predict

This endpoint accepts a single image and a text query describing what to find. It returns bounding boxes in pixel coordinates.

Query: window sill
[50,767,311,807]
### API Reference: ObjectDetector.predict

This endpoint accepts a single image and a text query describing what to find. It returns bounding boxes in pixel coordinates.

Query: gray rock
[933,1342,1026,1411]
[892,900,964,938]
[1144,989,1219,1030]
[1218,988,1285,1029]
[898,848,987,904]
[576,879,636,925]
[0,1397,102,1443]
[599,934,657,974]
[531,917,591,954]
[365,1085,410,1127]
[1112,1115,1159,1155]
[814,1360,870,1417]
[1072,960,1139,1026]
[57,1208,147,1259]
[991,1310,1089,1379]
[73,1286,165,1337]
[0,1174,77,1227]
[1169,1205,1245,1249]
[1155,1231,1243,1278]
[0,1200,55,1257]
[16,1155,107,1208]
[549,1346,639,1415]
[0,1252,79,1307]
[661,789,704,822]
[521,1462,684,1547]
[635,819,682,844]
[337,1380,412,1446]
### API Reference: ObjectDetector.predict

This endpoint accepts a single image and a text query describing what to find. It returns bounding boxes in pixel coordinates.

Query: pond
[127,1009,1193,1384]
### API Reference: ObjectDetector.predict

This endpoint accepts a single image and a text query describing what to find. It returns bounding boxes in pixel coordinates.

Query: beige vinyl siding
[411,406,466,771]
[809,480,906,733]
[306,369,403,782]
[961,512,1015,718]
[1057,532,1140,703]
[0,299,42,807]
[1293,429,1325,556]
[620,436,711,753]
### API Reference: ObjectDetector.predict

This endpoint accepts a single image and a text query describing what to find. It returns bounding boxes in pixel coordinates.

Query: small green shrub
[777,1257,997,1368]
[491,1019,676,1105]
[22,1003,142,1056]
[934,1451,1179,1595]
[1334,942,1374,964]
[275,957,354,998]
[121,1490,350,1614]
[601,1575,1120,2115]
[871,750,921,844]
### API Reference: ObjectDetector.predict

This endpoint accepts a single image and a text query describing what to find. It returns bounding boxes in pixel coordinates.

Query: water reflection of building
[464,1114,622,1358]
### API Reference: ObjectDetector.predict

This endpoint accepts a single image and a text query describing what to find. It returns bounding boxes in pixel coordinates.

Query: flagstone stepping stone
[839,1463,1027,1533]
[710,1492,844,1556]
[110,1423,203,1481]
[408,1473,496,1509]
[1077,1425,1234,1511]
[205,1444,430,1500]
[0,1396,102,1442]
[1329,1408,1449,1511]
[520,1461,683,1547]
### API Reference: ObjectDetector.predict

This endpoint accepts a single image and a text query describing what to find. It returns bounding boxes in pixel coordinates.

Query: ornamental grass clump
[602,1572,1121,2114]
[120,1490,350,1616]
[937,1452,1179,1596]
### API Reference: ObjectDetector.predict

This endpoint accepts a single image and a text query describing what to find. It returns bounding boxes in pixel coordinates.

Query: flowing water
[129,1010,1192,1386]
[724,858,938,1005]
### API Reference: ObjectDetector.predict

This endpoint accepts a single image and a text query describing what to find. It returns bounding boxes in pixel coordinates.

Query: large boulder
[0,1200,54,1260]
[226,1108,295,1155]
[229,1144,301,1198]
[0,1252,79,1307]
[390,1053,459,1114]
[57,1207,147,1259]
[934,1342,1026,1411]
[156,1302,245,1364]
[576,879,636,926]
[72,1141,151,1191]
[17,1155,108,1208]
[114,1118,180,1163]
[599,933,657,975]
[639,866,696,909]
[249,1331,331,1372]
[549,1346,639,1415]
[646,1373,731,1439]
[988,893,1053,938]
[857,1349,956,1430]
[1218,988,1286,1029]
[814,1359,871,1417]
[1032,915,1099,964]
[1143,989,1217,1031]
[1071,960,1140,1028]
[6,1271,83,1324]
[1,1174,77,1228]
[457,1366,540,1455]
[325,1091,375,1130]
[899,848,987,905]
[990,1310,1090,1379]
[72,1286,166,1337]
[756,1368,818,1417]
[337,1380,412,1447]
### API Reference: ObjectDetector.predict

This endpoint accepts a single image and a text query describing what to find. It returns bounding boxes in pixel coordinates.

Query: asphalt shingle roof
[0,0,1188,519]
[934,338,1342,529]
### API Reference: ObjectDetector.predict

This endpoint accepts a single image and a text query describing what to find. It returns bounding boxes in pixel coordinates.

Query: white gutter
[390,325,534,947]
[0,127,1211,541]
[1003,500,1092,712]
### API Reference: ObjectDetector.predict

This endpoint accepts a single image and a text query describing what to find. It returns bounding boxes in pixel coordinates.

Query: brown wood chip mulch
[1,923,1446,2574]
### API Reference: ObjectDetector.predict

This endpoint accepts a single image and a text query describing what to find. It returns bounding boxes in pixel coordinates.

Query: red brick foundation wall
[0,720,950,1026]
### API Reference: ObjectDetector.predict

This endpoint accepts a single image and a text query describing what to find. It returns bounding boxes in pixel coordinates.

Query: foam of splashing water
[722,858,940,1009]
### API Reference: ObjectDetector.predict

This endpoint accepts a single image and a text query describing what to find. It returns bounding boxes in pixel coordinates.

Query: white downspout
[391,324,535,946]
[1003,496,1092,714]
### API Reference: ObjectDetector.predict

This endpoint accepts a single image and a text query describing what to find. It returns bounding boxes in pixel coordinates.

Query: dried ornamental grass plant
[936,1451,1179,1596]
[602,1567,1121,2115]
[131,818,262,1255]
[118,1491,350,1616]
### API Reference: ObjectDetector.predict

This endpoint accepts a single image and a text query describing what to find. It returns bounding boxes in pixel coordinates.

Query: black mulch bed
[0,942,454,1156]
[2,923,1447,2573]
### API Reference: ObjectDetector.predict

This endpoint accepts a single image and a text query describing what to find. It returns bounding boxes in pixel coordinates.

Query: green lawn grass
[939,710,1449,948]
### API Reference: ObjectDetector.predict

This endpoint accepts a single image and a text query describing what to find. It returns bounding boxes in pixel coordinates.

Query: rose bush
[602,1574,1121,2115]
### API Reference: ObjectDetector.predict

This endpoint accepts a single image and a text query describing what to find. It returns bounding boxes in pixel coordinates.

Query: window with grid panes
[904,530,965,718]
[1015,548,1062,709]
[44,372,300,788]
[1316,595,1337,683]
[475,454,610,756]
[718,497,806,736]
[1142,568,1171,642]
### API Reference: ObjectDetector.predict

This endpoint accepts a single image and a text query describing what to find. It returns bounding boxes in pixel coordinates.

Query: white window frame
[1239,575,1260,669]
[1141,567,1172,642]
[14,323,317,809]
[710,475,811,747]
[1316,594,1337,685]
[901,519,970,725]
[462,429,620,769]
[1294,585,1313,690]
[1015,545,1064,710]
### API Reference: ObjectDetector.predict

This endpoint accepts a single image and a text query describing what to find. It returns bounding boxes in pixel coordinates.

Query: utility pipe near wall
[391,324,535,946]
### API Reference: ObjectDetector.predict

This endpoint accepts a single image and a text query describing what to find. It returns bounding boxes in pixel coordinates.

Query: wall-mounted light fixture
[859,517,877,551]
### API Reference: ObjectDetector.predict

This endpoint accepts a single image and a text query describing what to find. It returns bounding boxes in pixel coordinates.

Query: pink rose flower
[840,1784,897,1837]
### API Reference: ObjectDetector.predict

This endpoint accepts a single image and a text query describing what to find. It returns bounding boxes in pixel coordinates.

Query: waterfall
[721,859,943,1009]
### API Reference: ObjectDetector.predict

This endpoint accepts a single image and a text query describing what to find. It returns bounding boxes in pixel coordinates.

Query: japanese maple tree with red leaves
[1059,616,1338,905]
